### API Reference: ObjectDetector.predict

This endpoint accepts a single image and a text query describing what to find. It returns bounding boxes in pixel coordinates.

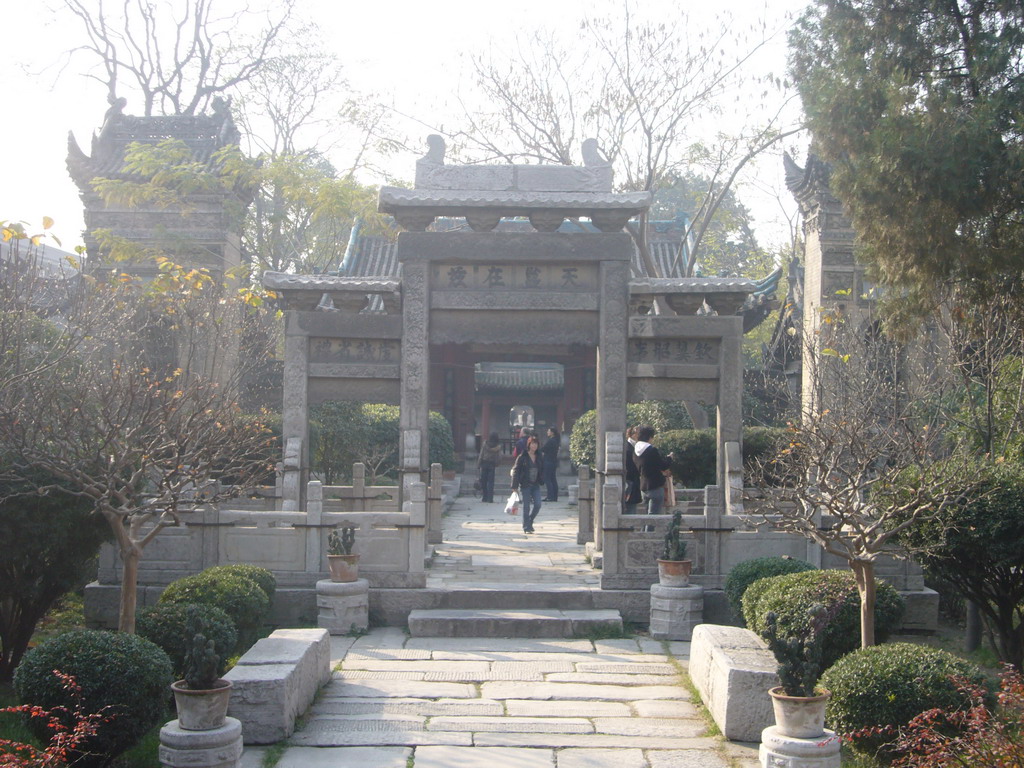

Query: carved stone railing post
[403,481,427,573]
[427,463,443,544]
[351,463,366,511]
[305,481,323,574]
[576,466,593,545]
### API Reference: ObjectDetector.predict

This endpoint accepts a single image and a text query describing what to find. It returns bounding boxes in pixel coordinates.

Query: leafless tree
[0,251,275,633]
[452,3,801,275]
[746,308,980,647]
[61,0,298,116]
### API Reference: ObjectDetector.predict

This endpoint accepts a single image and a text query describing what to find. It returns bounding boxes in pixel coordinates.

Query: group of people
[624,425,676,515]
[477,426,560,534]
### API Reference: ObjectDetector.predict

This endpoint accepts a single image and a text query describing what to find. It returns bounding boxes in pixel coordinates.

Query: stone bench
[225,628,331,744]
[689,624,779,743]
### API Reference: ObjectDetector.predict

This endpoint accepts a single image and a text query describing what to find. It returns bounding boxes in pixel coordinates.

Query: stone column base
[649,583,703,641]
[316,578,369,635]
[759,725,842,767]
[159,717,242,768]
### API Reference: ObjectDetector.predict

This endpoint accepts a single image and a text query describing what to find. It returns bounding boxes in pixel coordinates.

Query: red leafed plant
[0,672,107,767]
[888,667,1024,767]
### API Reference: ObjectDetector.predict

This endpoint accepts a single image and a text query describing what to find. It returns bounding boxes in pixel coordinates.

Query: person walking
[511,435,544,534]
[633,425,675,516]
[541,427,560,502]
[623,425,642,513]
[477,431,501,503]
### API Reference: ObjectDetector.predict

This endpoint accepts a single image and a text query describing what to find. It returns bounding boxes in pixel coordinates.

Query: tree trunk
[851,560,877,648]
[118,543,142,634]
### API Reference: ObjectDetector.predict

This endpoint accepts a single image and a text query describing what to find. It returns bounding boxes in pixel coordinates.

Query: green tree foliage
[0,471,108,681]
[310,403,455,484]
[790,0,1024,313]
[891,459,1024,670]
[651,171,772,279]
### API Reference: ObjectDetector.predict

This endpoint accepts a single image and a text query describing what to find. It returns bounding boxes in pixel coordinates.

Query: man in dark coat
[633,425,675,515]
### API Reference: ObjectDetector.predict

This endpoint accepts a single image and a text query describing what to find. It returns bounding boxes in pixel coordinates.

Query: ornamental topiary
[159,569,270,653]
[725,556,817,623]
[821,642,989,761]
[743,569,905,670]
[202,564,276,603]
[136,602,237,679]
[14,629,173,768]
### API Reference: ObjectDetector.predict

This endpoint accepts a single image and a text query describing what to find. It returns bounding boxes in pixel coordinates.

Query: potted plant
[327,524,359,582]
[656,510,692,586]
[170,615,232,731]
[762,604,831,739]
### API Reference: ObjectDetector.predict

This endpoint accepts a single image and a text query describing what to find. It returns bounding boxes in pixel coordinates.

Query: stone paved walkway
[241,629,760,768]
[240,494,761,767]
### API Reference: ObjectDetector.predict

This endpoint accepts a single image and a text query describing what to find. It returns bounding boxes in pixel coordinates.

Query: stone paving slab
[406,637,595,653]
[311,697,504,717]
[345,648,433,660]
[647,749,731,768]
[336,670,426,680]
[592,639,644,654]
[472,732,720,749]
[349,628,407,648]
[480,682,689,701]
[576,662,677,674]
[632,699,697,717]
[505,699,632,717]
[591,717,706,738]
[304,713,426,730]
[426,716,593,733]
[341,659,491,672]
[546,673,680,685]
[413,746,555,768]
[288,726,473,747]
[557,747,646,768]
[273,746,411,768]
[321,678,477,698]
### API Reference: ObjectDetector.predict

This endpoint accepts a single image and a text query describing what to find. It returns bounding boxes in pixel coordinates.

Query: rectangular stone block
[688,624,778,743]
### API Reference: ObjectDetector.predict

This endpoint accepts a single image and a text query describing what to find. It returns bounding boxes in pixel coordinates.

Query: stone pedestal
[649,583,703,641]
[159,717,242,768]
[316,578,369,635]
[759,725,841,767]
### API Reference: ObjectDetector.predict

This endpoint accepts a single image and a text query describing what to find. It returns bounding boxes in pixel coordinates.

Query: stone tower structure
[66,99,247,280]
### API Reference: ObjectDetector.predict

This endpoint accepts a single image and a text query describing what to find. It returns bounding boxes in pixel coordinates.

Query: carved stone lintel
[529,211,567,232]
[465,211,502,232]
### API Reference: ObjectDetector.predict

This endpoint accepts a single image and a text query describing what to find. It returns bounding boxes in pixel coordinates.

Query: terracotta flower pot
[327,553,360,582]
[657,558,692,587]
[171,679,232,731]
[768,686,830,739]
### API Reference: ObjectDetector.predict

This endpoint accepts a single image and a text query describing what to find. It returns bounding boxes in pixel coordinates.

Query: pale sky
[1,0,809,253]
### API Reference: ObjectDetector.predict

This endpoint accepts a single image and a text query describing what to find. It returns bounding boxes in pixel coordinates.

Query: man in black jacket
[633,425,675,515]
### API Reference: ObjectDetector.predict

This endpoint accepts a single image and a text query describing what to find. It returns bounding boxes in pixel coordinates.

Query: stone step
[407,609,622,638]
[425,587,604,612]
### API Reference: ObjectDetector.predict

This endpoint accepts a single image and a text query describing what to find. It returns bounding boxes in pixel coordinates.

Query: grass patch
[262,742,287,768]
[575,624,630,641]
[0,683,37,748]
[661,640,720,738]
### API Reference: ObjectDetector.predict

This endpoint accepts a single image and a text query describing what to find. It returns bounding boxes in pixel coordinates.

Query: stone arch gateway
[264,137,754,591]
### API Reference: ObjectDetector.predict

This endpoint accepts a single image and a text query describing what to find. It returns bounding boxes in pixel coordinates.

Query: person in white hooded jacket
[633,425,675,515]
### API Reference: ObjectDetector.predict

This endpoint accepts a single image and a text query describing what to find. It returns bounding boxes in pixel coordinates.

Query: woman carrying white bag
[504,490,520,516]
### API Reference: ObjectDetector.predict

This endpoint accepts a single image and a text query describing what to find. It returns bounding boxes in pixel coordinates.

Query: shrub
[0,470,109,681]
[159,570,270,652]
[14,630,172,768]
[658,429,717,487]
[136,603,237,679]
[568,403,694,469]
[743,569,905,669]
[890,667,1024,767]
[202,564,276,603]
[725,556,816,623]
[821,643,988,761]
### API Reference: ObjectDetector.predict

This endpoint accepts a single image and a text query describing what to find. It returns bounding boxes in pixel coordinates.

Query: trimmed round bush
[202,564,276,603]
[743,569,905,669]
[725,556,816,623]
[14,629,173,768]
[136,602,237,678]
[821,642,988,760]
[159,569,270,652]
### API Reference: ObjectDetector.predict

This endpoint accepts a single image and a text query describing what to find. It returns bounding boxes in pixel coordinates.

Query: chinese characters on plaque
[628,338,718,363]
[432,263,597,291]
[309,338,400,364]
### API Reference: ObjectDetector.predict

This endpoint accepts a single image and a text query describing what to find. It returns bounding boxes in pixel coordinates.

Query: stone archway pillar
[596,259,630,550]
[398,256,431,503]
[281,318,309,510]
